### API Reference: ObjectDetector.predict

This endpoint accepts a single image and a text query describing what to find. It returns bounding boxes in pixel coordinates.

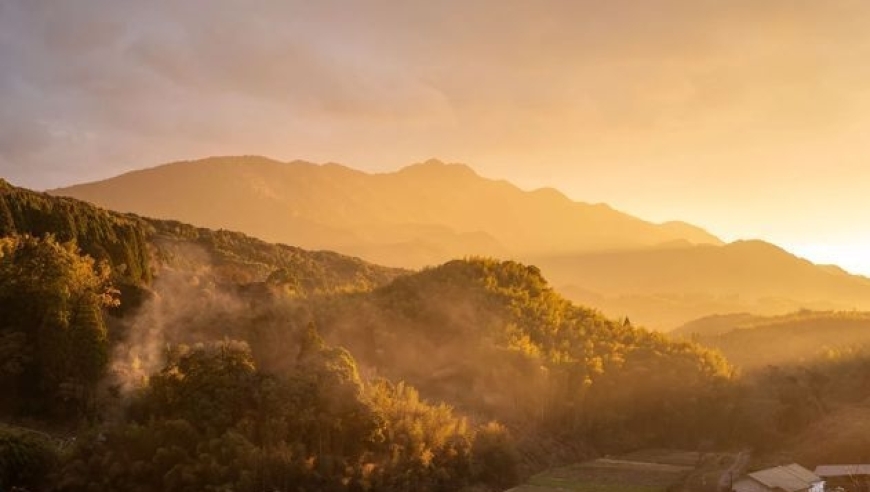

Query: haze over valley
[3,2,870,492]
[54,156,870,329]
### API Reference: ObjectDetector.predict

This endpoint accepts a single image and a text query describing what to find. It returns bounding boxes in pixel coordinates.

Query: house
[814,464,870,492]
[732,464,824,492]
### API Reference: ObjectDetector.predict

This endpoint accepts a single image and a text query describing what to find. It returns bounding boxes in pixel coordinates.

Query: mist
[5,2,870,490]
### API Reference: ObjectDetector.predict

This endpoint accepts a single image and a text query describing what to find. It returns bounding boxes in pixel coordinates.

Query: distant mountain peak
[725,239,789,254]
[46,154,870,330]
[530,187,569,202]
[53,154,725,267]
[187,154,284,167]
[657,220,723,246]
[398,159,478,177]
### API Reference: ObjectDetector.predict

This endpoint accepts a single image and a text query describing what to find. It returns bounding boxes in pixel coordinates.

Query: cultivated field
[507,449,738,492]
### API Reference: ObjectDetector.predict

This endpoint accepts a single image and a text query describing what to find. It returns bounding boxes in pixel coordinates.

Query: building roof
[815,465,870,477]
[746,464,821,492]
[734,477,776,492]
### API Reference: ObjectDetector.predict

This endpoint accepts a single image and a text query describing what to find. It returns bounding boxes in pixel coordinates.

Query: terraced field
[507,449,719,492]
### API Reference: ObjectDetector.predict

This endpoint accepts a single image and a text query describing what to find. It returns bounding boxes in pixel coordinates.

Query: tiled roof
[748,464,821,492]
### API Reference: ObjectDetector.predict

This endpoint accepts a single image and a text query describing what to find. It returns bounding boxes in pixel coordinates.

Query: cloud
[1,0,869,274]
[1,0,870,198]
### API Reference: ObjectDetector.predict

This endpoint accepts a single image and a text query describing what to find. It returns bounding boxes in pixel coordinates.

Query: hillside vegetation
[0,181,745,491]
[5,180,870,490]
[670,310,870,467]
[673,310,870,371]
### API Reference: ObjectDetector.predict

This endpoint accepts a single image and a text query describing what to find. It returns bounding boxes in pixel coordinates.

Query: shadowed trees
[0,234,118,420]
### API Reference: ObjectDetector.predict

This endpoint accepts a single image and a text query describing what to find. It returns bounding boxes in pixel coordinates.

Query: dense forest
[1,179,869,491]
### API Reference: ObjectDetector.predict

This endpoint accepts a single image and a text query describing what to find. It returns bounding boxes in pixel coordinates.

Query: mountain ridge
[51,155,722,264]
[48,155,870,329]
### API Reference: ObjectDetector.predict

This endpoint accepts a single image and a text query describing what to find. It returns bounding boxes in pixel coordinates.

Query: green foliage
[317,258,733,455]
[670,310,870,460]
[366,379,476,491]
[722,348,870,459]
[58,337,510,492]
[471,422,520,489]
[149,219,404,295]
[0,234,117,420]
[56,419,264,492]
[0,181,759,489]
[0,425,59,491]
[0,183,151,286]
[143,341,259,435]
[0,180,402,303]
[60,340,366,492]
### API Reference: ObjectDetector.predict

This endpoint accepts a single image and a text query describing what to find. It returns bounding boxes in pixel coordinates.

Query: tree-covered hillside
[0,178,151,286]
[147,219,405,295]
[673,310,870,371]
[665,310,870,467]
[314,259,733,457]
[2,180,837,491]
[0,179,404,302]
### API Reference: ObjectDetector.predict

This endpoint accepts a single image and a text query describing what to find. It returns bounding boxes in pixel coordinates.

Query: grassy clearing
[507,451,696,492]
[620,449,702,467]
[510,483,664,492]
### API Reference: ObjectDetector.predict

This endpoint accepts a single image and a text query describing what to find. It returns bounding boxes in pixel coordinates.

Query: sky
[1,0,869,275]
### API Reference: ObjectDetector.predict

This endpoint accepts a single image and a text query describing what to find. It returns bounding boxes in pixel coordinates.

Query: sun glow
[788,241,870,278]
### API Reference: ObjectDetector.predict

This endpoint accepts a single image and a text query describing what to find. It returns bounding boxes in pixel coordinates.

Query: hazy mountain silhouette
[671,310,870,371]
[52,155,720,265]
[51,155,870,328]
[542,241,870,328]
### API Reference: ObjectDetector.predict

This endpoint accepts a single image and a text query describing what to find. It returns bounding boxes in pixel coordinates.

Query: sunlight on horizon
[787,242,870,278]
[6,4,870,487]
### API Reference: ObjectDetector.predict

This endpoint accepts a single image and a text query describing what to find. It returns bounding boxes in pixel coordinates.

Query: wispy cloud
[1,1,869,254]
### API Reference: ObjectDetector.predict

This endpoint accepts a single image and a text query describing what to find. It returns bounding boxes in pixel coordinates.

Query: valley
[5,3,870,490]
[3,177,870,491]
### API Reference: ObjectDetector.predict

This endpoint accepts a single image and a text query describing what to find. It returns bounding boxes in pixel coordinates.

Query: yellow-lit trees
[0,234,117,420]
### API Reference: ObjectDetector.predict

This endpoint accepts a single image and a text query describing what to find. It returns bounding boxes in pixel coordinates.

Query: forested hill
[0,178,404,299]
[0,178,747,491]
[1,178,151,286]
[314,258,733,434]
[672,310,870,371]
[669,309,870,468]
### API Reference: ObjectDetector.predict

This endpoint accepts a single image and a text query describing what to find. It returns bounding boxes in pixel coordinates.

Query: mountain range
[52,155,870,329]
[2,168,869,488]
[52,156,720,261]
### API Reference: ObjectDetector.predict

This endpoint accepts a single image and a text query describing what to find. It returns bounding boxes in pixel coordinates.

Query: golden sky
[1,1,869,274]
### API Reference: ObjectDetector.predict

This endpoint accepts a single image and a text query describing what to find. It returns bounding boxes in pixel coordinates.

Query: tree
[0,425,59,491]
[0,234,117,419]
[471,421,519,489]
[144,341,258,435]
